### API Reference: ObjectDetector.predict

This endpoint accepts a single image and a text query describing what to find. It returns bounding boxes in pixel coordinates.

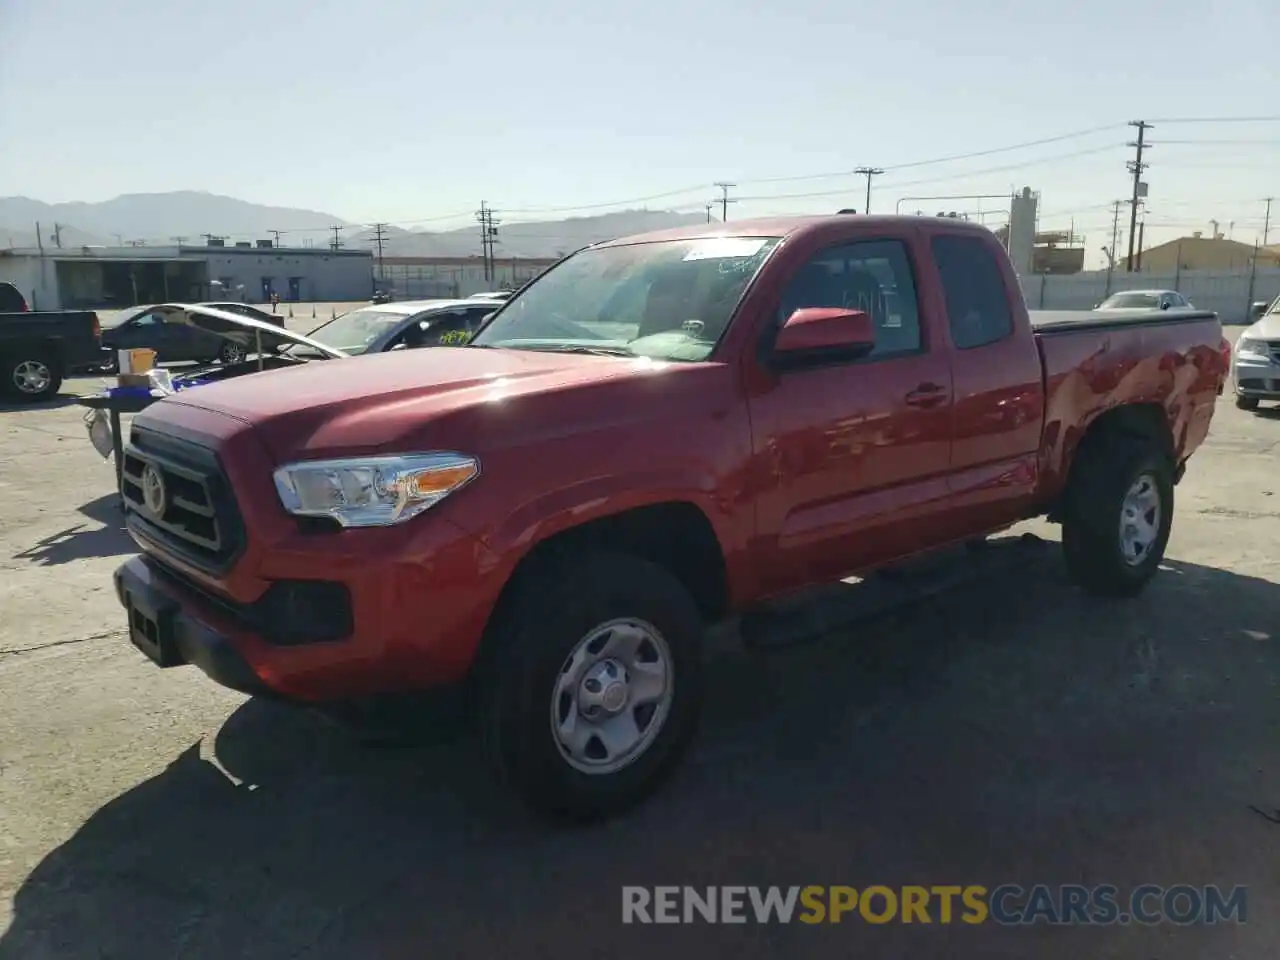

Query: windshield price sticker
[683,238,770,261]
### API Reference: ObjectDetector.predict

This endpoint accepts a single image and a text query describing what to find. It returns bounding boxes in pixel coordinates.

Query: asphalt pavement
[0,332,1277,959]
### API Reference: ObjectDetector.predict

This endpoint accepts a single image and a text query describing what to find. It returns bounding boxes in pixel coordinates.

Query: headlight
[1235,337,1268,359]
[272,452,478,527]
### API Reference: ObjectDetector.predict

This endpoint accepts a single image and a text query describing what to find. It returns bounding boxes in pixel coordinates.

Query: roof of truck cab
[593,214,996,247]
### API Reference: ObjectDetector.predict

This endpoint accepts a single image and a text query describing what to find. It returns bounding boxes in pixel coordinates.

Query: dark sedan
[100,301,286,368]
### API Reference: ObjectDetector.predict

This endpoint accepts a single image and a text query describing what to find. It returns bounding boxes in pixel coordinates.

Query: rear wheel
[1061,436,1173,597]
[218,342,247,365]
[1235,395,1260,411]
[3,352,63,402]
[478,551,703,823]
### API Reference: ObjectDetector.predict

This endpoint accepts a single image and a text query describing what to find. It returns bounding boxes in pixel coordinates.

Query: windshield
[1099,292,1161,309]
[469,236,783,361]
[292,308,412,355]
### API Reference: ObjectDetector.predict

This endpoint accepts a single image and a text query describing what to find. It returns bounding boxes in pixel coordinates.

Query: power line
[713,182,737,222]
[854,167,884,213]
[740,123,1126,186]
[736,145,1122,204]
[1146,115,1280,124]
[1126,120,1152,272]
[1152,139,1280,145]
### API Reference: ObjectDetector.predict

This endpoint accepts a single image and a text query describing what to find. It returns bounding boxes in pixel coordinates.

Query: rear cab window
[931,235,1014,349]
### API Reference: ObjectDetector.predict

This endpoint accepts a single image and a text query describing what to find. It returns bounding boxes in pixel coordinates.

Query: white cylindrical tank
[1007,187,1038,276]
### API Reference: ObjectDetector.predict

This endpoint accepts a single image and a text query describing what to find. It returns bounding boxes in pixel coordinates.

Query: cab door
[925,230,1045,535]
[746,233,955,595]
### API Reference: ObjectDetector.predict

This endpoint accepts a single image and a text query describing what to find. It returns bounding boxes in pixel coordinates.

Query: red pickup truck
[113,215,1226,821]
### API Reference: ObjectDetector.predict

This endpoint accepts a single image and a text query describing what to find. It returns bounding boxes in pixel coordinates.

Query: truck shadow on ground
[3,540,1278,960]
[0,395,81,412]
[12,494,132,566]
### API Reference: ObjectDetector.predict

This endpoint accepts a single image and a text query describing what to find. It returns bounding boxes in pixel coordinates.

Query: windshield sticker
[682,238,769,262]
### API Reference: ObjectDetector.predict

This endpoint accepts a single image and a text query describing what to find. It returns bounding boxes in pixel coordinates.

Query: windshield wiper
[536,344,634,357]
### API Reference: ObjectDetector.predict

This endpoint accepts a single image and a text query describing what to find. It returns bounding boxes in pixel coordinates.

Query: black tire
[1061,435,1174,597]
[218,341,247,364]
[1235,395,1260,411]
[478,551,704,823]
[2,351,63,402]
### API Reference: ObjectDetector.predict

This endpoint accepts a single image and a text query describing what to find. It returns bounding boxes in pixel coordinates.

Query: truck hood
[161,345,679,460]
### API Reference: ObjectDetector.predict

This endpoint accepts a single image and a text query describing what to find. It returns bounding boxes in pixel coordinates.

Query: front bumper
[115,556,273,696]
[1232,352,1280,399]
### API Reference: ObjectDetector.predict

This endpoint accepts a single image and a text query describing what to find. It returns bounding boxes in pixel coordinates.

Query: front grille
[123,426,245,573]
[1267,341,1280,363]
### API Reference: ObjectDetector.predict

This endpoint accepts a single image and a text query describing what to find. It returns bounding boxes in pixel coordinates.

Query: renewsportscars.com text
[621,885,1247,926]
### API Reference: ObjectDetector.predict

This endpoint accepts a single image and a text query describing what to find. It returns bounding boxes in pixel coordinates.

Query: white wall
[0,257,56,310]
[1019,267,1280,324]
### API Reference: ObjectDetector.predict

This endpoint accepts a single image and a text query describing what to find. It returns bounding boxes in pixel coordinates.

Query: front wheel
[479,552,704,823]
[218,341,247,365]
[1235,395,1260,411]
[3,353,63,402]
[1061,437,1174,597]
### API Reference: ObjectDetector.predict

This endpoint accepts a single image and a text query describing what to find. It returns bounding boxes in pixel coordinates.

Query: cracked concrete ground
[1,329,1278,959]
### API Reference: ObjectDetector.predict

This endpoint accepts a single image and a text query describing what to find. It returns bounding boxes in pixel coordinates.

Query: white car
[1094,289,1194,312]
[1232,295,1280,412]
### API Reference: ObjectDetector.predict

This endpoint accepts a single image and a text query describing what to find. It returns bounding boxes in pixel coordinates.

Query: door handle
[904,383,948,408]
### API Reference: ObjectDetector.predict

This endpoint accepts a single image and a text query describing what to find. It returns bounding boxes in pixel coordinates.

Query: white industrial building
[0,240,373,310]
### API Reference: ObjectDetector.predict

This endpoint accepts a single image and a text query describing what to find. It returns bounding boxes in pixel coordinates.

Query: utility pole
[1105,200,1123,295]
[476,202,501,283]
[52,223,63,248]
[329,225,344,251]
[1136,219,1145,272]
[713,182,736,222]
[1125,120,1152,272]
[855,167,884,214]
[268,229,282,247]
[170,236,188,246]
[370,222,389,290]
[113,234,124,246]
[1263,197,1273,247]
[704,202,714,224]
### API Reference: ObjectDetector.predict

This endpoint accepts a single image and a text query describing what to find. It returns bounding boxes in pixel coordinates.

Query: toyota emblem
[141,464,167,517]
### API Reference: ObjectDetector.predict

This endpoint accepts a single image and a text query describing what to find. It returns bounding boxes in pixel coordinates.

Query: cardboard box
[117,373,153,388]
[119,348,156,374]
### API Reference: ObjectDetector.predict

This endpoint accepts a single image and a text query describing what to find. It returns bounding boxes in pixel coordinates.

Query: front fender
[449,465,756,605]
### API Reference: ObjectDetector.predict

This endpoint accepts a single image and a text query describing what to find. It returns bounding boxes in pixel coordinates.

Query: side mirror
[773,307,875,364]
[1250,301,1268,320]
[1160,301,1171,310]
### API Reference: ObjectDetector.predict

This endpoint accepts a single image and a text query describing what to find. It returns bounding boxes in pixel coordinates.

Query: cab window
[775,239,922,359]
[931,235,1014,349]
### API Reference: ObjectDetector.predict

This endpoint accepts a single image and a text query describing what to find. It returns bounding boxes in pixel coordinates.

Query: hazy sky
[1,0,1277,253]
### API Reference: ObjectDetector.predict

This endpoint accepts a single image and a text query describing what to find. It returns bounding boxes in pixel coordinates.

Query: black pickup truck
[0,282,106,402]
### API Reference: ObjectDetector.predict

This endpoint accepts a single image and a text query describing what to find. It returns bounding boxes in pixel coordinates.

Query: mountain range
[0,191,710,259]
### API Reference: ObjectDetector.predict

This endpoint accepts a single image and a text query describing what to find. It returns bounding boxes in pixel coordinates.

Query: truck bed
[1030,307,1223,503]
[1029,307,1217,334]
